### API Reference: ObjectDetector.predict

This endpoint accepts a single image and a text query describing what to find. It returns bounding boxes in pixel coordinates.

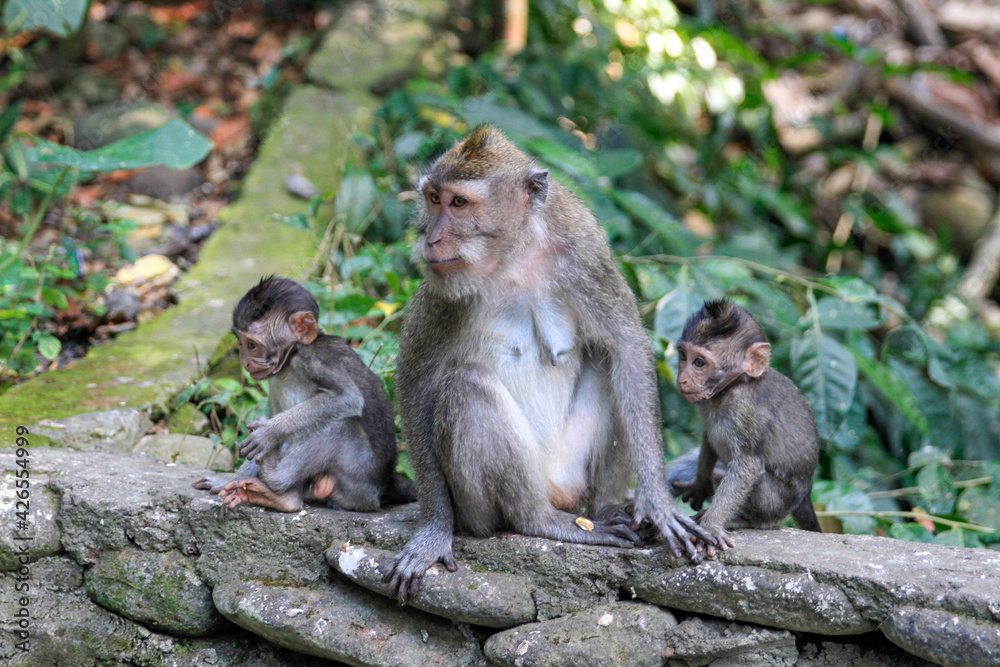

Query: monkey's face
[414,178,510,297]
[676,342,729,402]
[235,316,299,380]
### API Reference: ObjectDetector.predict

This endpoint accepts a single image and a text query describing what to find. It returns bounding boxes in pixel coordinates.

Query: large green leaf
[791,328,857,441]
[915,462,957,515]
[28,119,212,172]
[812,480,877,533]
[653,265,701,344]
[813,296,883,331]
[3,0,88,37]
[850,351,931,436]
[610,190,694,254]
[0,101,22,143]
[526,138,599,181]
[957,487,1000,533]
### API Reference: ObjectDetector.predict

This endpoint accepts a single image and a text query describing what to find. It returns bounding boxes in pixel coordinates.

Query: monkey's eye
[678,350,686,361]
[428,192,441,205]
[693,357,706,368]
[451,195,467,208]
[246,341,257,351]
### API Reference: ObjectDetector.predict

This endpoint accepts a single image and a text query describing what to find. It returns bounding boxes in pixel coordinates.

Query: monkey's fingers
[673,511,720,546]
[193,477,221,493]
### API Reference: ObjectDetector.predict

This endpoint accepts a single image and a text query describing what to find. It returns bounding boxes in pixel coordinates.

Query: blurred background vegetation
[3,0,1000,548]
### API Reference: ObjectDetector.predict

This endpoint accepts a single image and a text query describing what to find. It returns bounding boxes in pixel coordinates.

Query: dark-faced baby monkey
[193,276,411,512]
[384,125,716,604]
[667,300,822,553]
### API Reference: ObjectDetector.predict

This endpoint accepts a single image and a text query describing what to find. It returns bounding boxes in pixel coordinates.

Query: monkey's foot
[310,475,336,500]
[219,477,303,512]
[383,528,457,605]
[696,521,734,558]
[193,476,228,495]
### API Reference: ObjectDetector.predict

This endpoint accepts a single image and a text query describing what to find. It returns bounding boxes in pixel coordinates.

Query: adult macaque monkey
[193,277,411,512]
[384,125,716,603]
[668,300,822,555]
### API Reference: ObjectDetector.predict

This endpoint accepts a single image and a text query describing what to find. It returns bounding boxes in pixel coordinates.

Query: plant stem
[814,509,996,533]
[0,166,71,274]
[867,476,994,499]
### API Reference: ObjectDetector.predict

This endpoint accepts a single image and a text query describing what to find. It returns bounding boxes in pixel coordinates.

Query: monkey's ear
[744,342,771,378]
[525,169,548,209]
[289,311,319,344]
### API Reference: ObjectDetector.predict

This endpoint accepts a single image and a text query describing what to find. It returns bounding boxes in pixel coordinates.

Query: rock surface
[29,408,152,452]
[84,548,225,637]
[213,578,485,666]
[2,445,999,667]
[133,433,234,470]
[484,602,677,667]
[881,606,1000,667]
[329,543,536,628]
[662,617,797,666]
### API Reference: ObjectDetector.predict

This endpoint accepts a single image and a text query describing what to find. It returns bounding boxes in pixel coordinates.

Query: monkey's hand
[631,494,718,564]
[239,421,279,462]
[382,527,457,606]
[672,478,713,511]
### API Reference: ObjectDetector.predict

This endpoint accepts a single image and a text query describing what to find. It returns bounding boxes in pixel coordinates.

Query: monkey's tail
[792,495,822,532]
[665,449,725,497]
[382,473,416,506]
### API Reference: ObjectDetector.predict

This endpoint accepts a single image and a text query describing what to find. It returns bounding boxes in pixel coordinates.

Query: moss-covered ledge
[0,84,373,432]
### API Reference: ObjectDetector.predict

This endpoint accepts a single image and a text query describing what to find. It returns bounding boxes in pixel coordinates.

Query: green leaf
[337,171,379,231]
[0,100,22,143]
[28,118,213,171]
[41,286,69,311]
[915,462,957,515]
[814,296,883,331]
[213,378,243,394]
[850,351,931,436]
[321,293,377,327]
[35,333,61,361]
[3,0,88,37]
[791,328,857,441]
[907,446,950,468]
[890,522,935,543]
[819,276,878,300]
[611,190,694,254]
[653,266,701,344]
[813,480,877,533]
[593,149,643,180]
[957,486,1000,533]
[278,212,311,232]
[934,528,985,549]
[526,138,599,181]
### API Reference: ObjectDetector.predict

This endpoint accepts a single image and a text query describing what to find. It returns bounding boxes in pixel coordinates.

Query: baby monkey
[668,300,821,553]
[193,276,411,512]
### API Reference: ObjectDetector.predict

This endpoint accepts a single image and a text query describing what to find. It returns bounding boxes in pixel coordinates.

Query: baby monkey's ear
[289,311,319,344]
[744,341,771,378]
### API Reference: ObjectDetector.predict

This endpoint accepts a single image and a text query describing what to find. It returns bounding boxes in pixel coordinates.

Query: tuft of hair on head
[681,299,767,346]
[232,276,319,332]
[429,124,532,184]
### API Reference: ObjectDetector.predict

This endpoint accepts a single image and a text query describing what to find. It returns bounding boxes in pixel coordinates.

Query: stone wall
[2,410,999,666]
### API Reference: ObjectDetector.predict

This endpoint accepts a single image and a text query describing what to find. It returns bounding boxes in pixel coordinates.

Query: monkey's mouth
[428,257,466,276]
[678,390,706,403]
[247,367,272,380]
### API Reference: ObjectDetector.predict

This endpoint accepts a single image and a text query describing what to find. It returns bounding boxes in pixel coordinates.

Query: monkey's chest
[268,372,315,415]
[482,299,581,431]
